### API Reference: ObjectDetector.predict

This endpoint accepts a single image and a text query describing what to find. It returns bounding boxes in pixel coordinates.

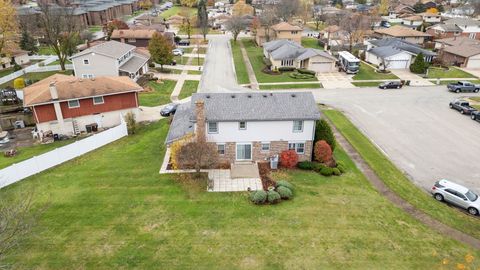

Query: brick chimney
[195,100,206,142]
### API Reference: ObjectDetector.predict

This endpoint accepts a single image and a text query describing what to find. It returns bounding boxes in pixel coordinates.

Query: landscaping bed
[0,120,477,268]
[139,80,176,106]
[353,63,398,81]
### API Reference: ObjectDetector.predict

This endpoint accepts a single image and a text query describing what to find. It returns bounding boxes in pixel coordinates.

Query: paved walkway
[183,53,206,58]
[328,115,480,250]
[239,40,259,90]
[390,69,435,86]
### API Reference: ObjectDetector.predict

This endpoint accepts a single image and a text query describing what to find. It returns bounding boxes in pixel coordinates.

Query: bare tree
[0,191,45,268]
[259,6,278,43]
[38,4,80,70]
[276,0,301,22]
[176,141,219,174]
[339,12,371,52]
[225,16,249,42]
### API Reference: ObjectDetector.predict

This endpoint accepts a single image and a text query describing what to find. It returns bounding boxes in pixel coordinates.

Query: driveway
[312,86,480,192]
[316,72,355,89]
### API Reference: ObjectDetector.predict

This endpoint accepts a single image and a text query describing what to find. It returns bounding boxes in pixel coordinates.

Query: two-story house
[374,25,432,45]
[166,92,321,163]
[255,22,302,46]
[70,40,149,81]
[443,18,480,40]
[23,74,142,136]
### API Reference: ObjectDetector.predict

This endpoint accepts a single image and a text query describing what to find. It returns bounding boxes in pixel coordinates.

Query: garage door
[467,59,480,69]
[388,60,409,69]
[310,62,333,73]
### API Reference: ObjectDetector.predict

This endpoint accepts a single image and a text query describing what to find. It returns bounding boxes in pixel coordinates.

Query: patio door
[236,143,252,161]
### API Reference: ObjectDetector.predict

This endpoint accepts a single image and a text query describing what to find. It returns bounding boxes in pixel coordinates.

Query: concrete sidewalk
[390,69,435,86]
[239,41,259,90]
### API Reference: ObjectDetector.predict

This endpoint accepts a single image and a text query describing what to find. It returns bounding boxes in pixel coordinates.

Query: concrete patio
[207,169,262,192]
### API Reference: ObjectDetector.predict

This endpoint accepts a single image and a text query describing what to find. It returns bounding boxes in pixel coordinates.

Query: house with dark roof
[166,92,321,163]
[23,74,142,136]
[263,40,337,73]
[366,38,436,69]
[70,41,149,82]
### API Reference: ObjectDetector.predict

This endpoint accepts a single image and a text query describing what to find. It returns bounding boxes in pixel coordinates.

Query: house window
[208,122,218,133]
[239,121,247,130]
[82,74,94,79]
[293,120,303,132]
[288,142,305,154]
[93,96,104,105]
[83,59,89,65]
[217,144,225,155]
[261,142,270,152]
[68,99,80,108]
[128,38,136,42]
[291,31,298,34]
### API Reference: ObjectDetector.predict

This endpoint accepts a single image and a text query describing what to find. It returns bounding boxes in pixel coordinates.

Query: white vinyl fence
[0,119,128,189]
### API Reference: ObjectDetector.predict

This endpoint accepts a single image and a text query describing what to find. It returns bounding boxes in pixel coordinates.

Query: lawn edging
[323,109,480,241]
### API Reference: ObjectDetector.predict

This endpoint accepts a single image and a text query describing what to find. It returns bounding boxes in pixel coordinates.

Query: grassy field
[259,83,323,90]
[160,6,196,19]
[301,38,323,50]
[0,67,15,78]
[428,79,480,85]
[427,67,478,79]
[47,60,72,66]
[353,63,399,80]
[187,70,202,75]
[231,40,250,85]
[323,109,480,240]
[0,70,74,88]
[173,56,204,66]
[242,39,318,83]
[37,46,56,55]
[139,80,176,106]
[352,81,381,87]
[0,119,478,269]
[197,47,207,54]
[153,67,182,74]
[178,80,198,100]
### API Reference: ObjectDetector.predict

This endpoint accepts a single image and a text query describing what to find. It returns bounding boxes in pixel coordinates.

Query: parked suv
[431,179,480,215]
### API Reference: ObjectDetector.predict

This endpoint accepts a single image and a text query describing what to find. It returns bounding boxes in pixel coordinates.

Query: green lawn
[0,119,477,269]
[88,25,102,33]
[259,83,323,90]
[0,67,15,78]
[428,79,480,85]
[471,97,480,102]
[231,40,250,85]
[187,70,202,75]
[160,6,196,19]
[352,81,381,87]
[47,60,72,66]
[197,47,207,54]
[301,38,323,50]
[180,47,193,53]
[139,80,176,106]
[0,140,77,170]
[153,67,182,74]
[353,63,399,80]
[37,46,56,55]
[242,39,318,83]
[178,80,198,100]
[324,109,480,240]
[173,56,204,66]
[0,70,74,88]
[427,67,478,79]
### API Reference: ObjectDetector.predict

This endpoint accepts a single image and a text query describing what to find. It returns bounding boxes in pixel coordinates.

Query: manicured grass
[352,81,381,87]
[180,47,193,53]
[37,46,56,55]
[0,67,15,78]
[231,40,250,85]
[1,119,477,269]
[0,70,74,88]
[428,79,480,85]
[324,109,480,240]
[0,140,77,170]
[190,57,204,66]
[160,6,196,19]
[178,80,198,99]
[473,105,480,110]
[173,56,204,66]
[427,67,478,79]
[47,60,72,66]
[153,67,182,74]
[187,70,202,75]
[470,97,480,102]
[242,39,318,83]
[197,47,207,54]
[301,37,323,49]
[353,63,399,80]
[259,83,323,90]
[138,80,176,106]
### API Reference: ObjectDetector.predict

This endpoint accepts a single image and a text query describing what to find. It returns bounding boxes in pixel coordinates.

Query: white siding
[366,51,412,69]
[205,120,315,143]
[72,53,118,78]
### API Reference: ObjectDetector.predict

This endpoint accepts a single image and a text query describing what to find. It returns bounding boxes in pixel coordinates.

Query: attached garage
[310,61,335,73]
[366,47,412,70]
[466,54,480,69]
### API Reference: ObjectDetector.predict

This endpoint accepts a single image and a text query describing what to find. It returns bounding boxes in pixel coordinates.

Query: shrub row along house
[23,74,142,136]
[166,92,320,163]
[263,40,337,73]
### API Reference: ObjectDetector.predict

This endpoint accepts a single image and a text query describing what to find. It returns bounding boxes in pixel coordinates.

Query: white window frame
[83,59,89,65]
[82,74,94,79]
[261,142,270,152]
[288,142,305,154]
[293,120,303,133]
[93,96,104,105]
[208,122,218,134]
[236,143,252,161]
[68,99,80,108]
[239,121,247,130]
[127,38,136,42]
[217,143,225,155]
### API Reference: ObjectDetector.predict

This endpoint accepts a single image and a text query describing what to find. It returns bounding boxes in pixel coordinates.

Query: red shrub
[314,140,333,163]
[280,150,299,169]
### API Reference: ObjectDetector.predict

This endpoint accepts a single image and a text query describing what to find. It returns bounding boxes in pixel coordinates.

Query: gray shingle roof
[429,23,463,32]
[165,103,194,144]
[264,40,303,53]
[368,46,406,58]
[369,38,436,57]
[71,40,135,59]
[264,40,336,61]
[444,18,480,26]
[119,53,149,73]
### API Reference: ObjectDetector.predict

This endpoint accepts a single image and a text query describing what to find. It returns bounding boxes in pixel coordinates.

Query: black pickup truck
[447,81,480,93]
[449,99,478,115]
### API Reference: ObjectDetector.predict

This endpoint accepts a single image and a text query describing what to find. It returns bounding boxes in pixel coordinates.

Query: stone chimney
[195,100,206,142]
[49,82,59,100]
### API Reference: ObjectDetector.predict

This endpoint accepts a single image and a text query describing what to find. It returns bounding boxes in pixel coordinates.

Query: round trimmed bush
[276,186,293,200]
[332,168,341,176]
[267,190,281,204]
[312,163,326,172]
[320,167,334,176]
[337,165,346,173]
[250,190,267,205]
[276,180,294,192]
[297,161,314,170]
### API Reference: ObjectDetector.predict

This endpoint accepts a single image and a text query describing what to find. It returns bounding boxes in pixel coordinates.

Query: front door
[236,143,252,161]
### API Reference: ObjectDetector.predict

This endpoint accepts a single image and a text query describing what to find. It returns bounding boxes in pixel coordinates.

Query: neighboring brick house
[166,92,321,163]
[111,27,175,47]
[426,24,463,39]
[443,18,480,40]
[435,37,480,68]
[70,41,149,82]
[23,74,142,136]
[374,25,432,44]
[255,22,302,46]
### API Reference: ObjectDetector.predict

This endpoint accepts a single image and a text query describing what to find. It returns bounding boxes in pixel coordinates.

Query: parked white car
[172,49,183,56]
[431,179,480,215]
